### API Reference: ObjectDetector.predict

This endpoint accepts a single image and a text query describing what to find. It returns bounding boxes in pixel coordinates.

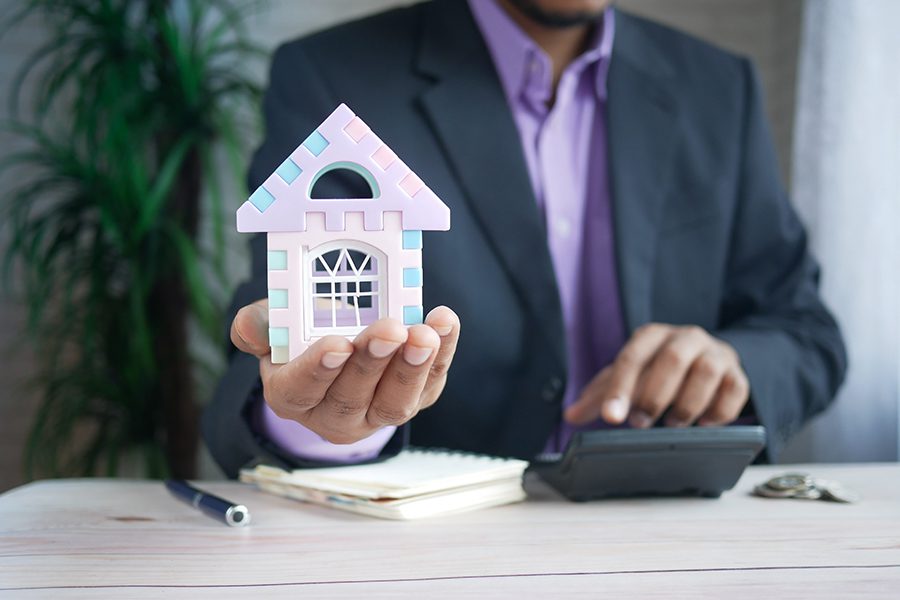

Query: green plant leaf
[137,134,196,237]
[4,0,263,479]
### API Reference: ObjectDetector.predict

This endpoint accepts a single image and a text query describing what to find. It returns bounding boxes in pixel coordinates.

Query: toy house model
[236,104,450,364]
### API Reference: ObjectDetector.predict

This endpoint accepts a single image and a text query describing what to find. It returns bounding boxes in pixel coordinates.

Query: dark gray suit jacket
[203,0,846,478]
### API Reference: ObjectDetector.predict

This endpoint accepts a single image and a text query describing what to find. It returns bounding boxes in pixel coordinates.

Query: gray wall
[0,0,804,490]
[0,11,52,492]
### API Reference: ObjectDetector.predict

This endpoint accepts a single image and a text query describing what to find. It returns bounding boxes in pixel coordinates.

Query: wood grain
[1,464,898,598]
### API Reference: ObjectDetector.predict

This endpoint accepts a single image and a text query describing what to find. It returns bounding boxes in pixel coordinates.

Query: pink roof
[236,104,450,233]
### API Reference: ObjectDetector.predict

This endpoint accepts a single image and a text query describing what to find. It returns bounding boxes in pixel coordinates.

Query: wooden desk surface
[1,464,898,598]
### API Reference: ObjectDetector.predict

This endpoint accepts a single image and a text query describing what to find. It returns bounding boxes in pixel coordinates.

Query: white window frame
[303,240,387,340]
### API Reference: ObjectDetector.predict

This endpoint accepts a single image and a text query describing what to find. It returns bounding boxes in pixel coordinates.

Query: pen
[165,479,251,527]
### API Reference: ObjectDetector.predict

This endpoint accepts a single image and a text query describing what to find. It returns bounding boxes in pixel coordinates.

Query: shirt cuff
[255,397,396,464]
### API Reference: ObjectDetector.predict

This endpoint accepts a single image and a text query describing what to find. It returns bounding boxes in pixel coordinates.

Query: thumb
[230,299,271,358]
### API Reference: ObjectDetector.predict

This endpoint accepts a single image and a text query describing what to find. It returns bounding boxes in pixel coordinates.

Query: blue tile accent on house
[275,158,302,184]
[269,327,289,347]
[269,289,288,309]
[267,250,287,270]
[403,305,423,325]
[249,186,275,212]
[402,268,423,288]
[303,130,329,156]
[402,230,422,249]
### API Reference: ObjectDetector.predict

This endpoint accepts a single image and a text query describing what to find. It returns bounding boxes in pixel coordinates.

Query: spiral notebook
[240,448,529,520]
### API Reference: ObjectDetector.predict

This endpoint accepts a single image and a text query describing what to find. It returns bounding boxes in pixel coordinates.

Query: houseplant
[1,0,263,478]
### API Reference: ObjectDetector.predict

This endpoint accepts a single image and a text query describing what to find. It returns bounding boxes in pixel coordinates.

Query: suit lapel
[413,4,682,358]
[415,0,567,369]
[606,13,681,332]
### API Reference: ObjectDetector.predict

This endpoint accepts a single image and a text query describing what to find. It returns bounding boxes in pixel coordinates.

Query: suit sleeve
[201,43,405,478]
[714,60,847,461]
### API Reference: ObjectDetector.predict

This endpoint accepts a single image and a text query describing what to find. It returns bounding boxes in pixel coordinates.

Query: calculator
[530,426,767,501]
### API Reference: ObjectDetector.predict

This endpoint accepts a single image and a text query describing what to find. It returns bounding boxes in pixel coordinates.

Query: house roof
[236,104,450,233]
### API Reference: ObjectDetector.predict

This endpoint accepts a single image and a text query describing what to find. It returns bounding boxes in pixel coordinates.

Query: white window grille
[308,245,383,334]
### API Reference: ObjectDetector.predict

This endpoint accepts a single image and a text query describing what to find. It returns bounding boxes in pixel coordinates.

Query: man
[203,0,846,477]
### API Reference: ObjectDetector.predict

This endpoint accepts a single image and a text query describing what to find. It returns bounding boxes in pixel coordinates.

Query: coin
[816,480,861,504]
[792,486,823,500]
[766,473,814,492]
[753,473,860,504]
[753,483,800,499]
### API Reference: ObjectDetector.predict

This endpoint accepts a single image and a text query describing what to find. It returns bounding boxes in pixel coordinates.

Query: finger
[564,366,624,425]
[600,324,673,423]
[664,349,728,427]
[698,368,751,426]
[261,335,355,420]
[631,327,709,422]
[231,299,270,357]
[368,324,441,427]
[630,326,709,428]
[419,306,461,410]
[310,318,408,428]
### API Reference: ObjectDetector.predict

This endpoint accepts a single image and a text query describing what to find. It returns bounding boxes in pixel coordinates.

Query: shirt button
[541,377,564,403]
[555,217,572,238]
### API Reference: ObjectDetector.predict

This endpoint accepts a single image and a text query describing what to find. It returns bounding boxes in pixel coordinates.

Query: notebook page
[246,475,527,520]
[276,449,528,499]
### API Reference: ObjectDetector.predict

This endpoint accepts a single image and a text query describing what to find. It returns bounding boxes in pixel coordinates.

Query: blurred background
[0,0,897,492]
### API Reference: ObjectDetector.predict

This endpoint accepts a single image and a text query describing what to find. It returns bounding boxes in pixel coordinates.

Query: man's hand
[231,299,460,444]
[565,323,750,429]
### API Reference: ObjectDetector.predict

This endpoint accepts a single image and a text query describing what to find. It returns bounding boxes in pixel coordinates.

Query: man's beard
[505,0,606,28]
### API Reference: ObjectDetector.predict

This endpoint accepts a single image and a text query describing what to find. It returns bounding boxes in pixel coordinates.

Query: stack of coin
[753,473,860,503]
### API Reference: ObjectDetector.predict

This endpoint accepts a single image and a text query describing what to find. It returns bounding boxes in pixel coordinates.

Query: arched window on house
[307,242,385,336]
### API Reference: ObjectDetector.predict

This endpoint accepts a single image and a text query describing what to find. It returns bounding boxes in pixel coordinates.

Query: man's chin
[505,0,607,28]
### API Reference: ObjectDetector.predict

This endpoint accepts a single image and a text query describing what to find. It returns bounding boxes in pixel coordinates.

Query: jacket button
[541,377,563,403]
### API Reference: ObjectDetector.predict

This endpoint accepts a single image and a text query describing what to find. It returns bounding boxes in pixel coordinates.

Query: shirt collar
[467,0,616,106]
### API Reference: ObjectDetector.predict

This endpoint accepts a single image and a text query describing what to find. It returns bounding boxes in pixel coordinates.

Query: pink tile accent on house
[342,116,369,142]
[398,172,425,197]
[398,249,423,270]
[371,145,397,170]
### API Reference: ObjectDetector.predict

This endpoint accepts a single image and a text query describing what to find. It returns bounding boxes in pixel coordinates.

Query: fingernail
[433,325,453,336]
[605,396,629,423]
[321,351,352,369]
[666,417,688,428]
[403,345,433,366]
[369,338,401,358]
[629,410,654,429]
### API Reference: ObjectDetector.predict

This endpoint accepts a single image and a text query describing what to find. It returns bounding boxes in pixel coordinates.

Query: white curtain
[782,0,900,462]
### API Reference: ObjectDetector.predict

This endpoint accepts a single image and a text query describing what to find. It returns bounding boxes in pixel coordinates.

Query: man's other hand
[564,323,750,429]
[231,299,460,444]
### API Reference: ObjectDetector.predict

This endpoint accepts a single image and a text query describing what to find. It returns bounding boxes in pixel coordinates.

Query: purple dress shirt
[469,0,625,453]
[259,0,626,461]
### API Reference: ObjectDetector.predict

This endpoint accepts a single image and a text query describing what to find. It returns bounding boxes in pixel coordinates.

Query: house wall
[267,211,424,362]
